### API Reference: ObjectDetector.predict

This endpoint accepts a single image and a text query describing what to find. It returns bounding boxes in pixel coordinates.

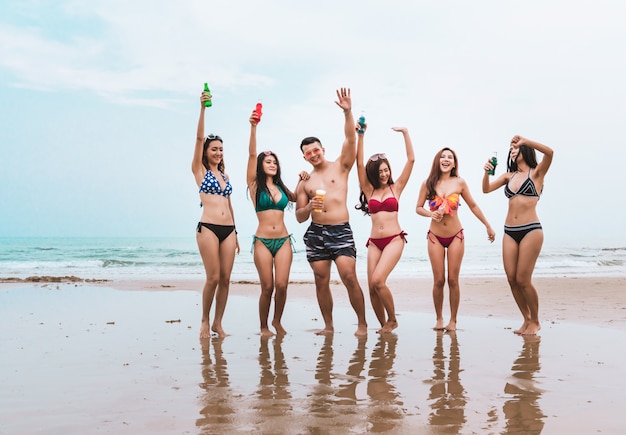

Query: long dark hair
[425,147,458,200]
[355,155,395,215]
[202,137,225,173]
[254,151,292,206]
[507,145,538,172]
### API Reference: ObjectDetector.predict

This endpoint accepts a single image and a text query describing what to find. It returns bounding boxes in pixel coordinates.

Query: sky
[1,1,625,247]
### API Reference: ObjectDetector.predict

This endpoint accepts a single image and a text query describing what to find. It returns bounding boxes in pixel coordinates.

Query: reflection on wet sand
[305,333,406,433]
[254,335,292,415]
[335,336,367,405]
[196,337,235,433]
[367,334,404,432]
[503,335,545,434]
[426,330,467,432]
[309,334,338,417]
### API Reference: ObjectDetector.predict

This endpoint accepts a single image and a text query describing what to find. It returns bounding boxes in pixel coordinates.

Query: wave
[1,237,625,280]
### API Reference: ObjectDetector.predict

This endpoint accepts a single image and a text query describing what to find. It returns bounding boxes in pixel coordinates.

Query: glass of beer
[314,189,326,212]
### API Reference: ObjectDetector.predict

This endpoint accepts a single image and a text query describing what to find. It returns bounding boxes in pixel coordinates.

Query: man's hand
[334,88,352,112]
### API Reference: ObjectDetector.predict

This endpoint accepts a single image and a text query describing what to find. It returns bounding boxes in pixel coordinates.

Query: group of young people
[191,88,554,340]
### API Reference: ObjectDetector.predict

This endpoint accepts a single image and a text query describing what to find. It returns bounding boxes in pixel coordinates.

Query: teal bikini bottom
[251,234,295,257]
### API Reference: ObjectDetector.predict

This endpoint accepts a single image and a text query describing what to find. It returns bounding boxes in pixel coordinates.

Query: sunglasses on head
[262,150,273,156]
[369,153,386,162]
[205,134,222,141]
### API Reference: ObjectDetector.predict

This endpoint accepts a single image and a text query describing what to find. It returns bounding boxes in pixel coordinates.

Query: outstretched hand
[392,126,408,133]
[249,111,260,126]
[334,88,352,112]
[484,159,495,173]
[200,91,212,107]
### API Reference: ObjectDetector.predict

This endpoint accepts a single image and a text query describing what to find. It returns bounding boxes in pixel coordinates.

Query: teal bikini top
[255,186,289,212]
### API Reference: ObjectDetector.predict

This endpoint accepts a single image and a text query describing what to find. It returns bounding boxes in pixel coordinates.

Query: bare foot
[199,320,211,339]
[315,327,334,335]
[380,320,398,334]
[211,324,228,337]
[272,320,287,335]
[260,327,275,337]
[521,321,541,336]
[514,321,529,335]
[444,321,456,331]
[354,324,368,337]
[433,319,445,331]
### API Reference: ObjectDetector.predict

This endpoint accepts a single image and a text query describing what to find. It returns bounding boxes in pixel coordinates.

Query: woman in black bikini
[416,148,495,331]
[192,90,240,339]
[355,123,415,333]
[482,135,553,336]
[246,109,307,337]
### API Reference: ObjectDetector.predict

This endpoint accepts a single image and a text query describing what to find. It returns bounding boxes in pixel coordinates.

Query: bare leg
[200,280,217,339]
[503,235,527,333]
[427,237,447,330]
[271,241,293,335]
[211,232,237,337]
[254,239,276,337]
[197,230,221,339]
[369,238,404,333]
[444,237,465,331]
[335,256,368,337]
[517,231,543,335]
[309,260,335,335]
[367,246,387,330]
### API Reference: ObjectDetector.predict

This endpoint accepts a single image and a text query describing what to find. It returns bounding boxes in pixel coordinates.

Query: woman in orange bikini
[355,123,415,333]
[416,147,495,331]
[482,135,553,336]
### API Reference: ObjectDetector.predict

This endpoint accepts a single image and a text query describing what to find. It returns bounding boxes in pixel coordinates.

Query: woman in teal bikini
[247,110,307,336]
[416,148,495,331]
[482,135,553,336]
[193,90,240,339]
[355,123,415,333]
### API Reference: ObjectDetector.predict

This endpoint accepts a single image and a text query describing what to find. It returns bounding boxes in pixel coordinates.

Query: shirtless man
[295,88,368,337]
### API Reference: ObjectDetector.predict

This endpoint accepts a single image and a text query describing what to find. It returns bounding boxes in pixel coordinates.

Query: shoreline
[3,275,625,330]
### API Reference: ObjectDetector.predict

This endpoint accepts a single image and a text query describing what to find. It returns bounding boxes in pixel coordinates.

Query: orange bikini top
[429,193,460,216]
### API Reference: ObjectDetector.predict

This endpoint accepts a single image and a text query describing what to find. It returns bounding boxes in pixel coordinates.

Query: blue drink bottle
[357,115,366,134]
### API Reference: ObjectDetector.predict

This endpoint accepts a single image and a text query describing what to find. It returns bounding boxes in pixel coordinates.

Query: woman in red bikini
[416,148,495,331]
[355,123,415,333]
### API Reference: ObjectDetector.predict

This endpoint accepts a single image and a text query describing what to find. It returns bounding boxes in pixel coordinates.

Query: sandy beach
[1,276,625,434]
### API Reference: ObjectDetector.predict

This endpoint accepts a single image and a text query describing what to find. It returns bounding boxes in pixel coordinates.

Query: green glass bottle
[487,152,497,175]
[203,83,212,107]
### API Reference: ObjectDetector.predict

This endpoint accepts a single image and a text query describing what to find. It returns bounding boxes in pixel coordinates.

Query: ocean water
[0,236,624,282]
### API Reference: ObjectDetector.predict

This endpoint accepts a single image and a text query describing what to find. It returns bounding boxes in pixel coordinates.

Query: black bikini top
[505,169,541,199]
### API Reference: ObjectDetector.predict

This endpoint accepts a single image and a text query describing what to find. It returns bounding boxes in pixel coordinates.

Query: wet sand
[1,276,625,434]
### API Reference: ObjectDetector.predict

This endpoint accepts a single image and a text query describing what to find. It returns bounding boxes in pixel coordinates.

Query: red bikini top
[368,187,399,214]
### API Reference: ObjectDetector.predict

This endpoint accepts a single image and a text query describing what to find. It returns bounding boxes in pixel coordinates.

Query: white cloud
[1,0,625,242]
